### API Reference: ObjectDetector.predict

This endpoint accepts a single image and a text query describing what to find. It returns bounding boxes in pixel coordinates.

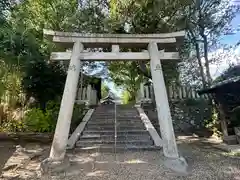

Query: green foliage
[22,100,60,133]
[0,62,24,107]
[204,107,221,137]
[110,0,190,33]
[0,119,25,132]
[0,0,237,134]
[182,0,236,87]
[23,108,56,132]
[22,61,66,109]
[101,84,109,98]
[0,26,43,66]
[45,100,61,121]
[108,0,188,91]
[184,98,207,106]
[170,99,214,135]
[121,90,134,104]
[109,61,144,101]
[22,101,85,133]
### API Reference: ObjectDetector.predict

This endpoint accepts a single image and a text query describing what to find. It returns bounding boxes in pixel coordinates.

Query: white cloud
[234,45,240,55]
[208,46,240,79]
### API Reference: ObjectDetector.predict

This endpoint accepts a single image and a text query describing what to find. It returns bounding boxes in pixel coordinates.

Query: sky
[210,11,240,78]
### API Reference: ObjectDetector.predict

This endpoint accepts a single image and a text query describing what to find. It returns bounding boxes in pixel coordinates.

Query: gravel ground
[1,137,240,180]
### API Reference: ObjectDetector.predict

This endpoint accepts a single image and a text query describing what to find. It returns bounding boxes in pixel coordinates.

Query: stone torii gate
[43,30,185,163]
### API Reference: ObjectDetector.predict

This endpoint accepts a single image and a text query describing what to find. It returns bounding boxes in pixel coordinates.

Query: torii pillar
[149,43,178,158]
[149,43,188,173]
[49,41,83,160]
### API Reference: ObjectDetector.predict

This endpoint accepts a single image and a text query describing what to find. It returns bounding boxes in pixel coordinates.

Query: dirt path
[0,137,240,180]
[0,141,17,174]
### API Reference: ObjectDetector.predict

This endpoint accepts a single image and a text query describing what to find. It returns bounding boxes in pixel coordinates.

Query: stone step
[94,111,138,116]
[91,117,140,120]
[86,124,145,129]
[92,117,140,120]
[86,127,145,132]
[74,105,159,152]
[83,130,149,135]
[76,140,153,146]
[90,120,141,123]
[86,124,143,127]
[74,144,161,152]
[80,134,151,141]
[91,120,141,123]
[94,111,137,113]
[85,126,146,131]
[94,110,137,112]
[87,121,143,125]
[88,122,143,126]
[89,118,142,122]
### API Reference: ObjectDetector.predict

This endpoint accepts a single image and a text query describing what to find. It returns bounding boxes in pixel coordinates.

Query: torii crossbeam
[44,29,185,163]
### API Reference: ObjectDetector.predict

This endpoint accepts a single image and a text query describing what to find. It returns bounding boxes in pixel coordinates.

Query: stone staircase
[76,104,160,152]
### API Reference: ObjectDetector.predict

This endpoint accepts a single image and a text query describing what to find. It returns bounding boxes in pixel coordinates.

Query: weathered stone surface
[1,172,20,180]
[234,127,240,144]
[223,135,238,145]
[164,156,189,175]
[149,43,178,159]
[49,41,83,160]
[40,157,70,175]
[1,144,46,180]
[1,138,240,180]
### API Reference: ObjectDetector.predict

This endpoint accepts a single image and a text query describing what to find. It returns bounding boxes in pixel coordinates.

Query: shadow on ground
[0,141,17,174]
[1,137,240,180]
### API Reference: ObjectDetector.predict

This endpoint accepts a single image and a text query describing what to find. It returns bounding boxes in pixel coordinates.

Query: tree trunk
[137,61,152,79]
[202,35,212,85]
[195,42,207,89]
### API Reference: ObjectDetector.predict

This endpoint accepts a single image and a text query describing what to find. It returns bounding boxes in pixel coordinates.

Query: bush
[46,100,61,121]
[23,101,86,133]
[0,119,25,132]
[23,108,56,132]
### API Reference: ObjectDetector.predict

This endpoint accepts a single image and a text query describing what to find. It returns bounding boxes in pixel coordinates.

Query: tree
[3,0,109,108]
[184,0,237,88]
[22,61,66,109]
[121,90,132,104]
[109,61,144,101]
[108,0,190,92]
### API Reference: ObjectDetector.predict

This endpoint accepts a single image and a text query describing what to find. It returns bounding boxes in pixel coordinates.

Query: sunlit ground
[1,137,240,180]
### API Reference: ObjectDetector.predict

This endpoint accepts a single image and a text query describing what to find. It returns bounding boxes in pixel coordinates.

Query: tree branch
[133,61,152,79]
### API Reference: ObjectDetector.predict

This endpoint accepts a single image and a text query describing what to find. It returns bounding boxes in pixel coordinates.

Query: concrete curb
[136,107,163,147]
[67,109,94,149]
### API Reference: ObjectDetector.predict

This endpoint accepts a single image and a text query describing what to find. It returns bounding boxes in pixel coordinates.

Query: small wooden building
[199,76,240,144]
